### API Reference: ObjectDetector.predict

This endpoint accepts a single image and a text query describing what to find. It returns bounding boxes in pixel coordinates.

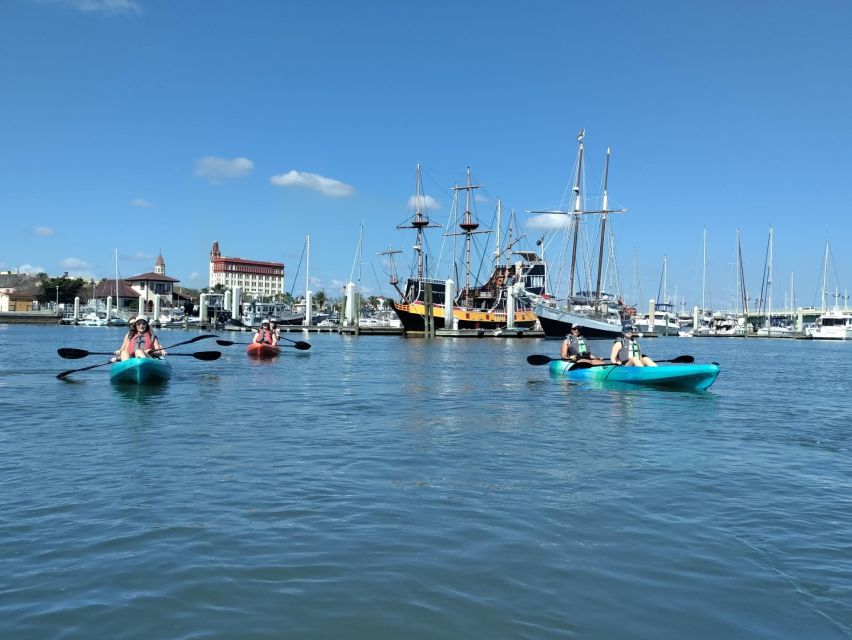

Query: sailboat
[634,256,680,336]
[755,226,795,337]
[809,241,852,339]
[526,130,628,338]
[387,165,546,332]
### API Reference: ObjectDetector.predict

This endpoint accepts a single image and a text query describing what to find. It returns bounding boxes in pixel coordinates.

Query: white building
[209,241,284,300]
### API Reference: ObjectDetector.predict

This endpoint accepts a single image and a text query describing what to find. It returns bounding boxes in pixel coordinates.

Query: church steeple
[155,252,165,275]
[211,241,220,259]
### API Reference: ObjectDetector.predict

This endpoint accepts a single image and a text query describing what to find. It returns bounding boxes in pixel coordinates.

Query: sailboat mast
[766,225,773,327]
[305,234,310,296]
[737,229,749,318]
[702,228,707,312]
[568,130,585,299]
[821,241,829,311]
[594,148,610,301]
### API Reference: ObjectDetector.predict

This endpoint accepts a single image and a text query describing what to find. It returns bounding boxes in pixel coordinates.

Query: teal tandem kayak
[109,357,172,385]
[549,360,720,390]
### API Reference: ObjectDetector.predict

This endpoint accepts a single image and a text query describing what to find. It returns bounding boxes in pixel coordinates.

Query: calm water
[1,324,850,639]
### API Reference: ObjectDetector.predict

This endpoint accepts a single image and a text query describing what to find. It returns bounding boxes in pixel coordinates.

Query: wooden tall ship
[384,165,546,332]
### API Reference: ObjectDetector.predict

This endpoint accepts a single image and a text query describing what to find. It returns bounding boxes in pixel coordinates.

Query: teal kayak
[110,357,172,385]
[549,360,720,390]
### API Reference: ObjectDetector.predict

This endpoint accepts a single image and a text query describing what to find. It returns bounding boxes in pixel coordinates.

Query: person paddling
[115,316,166,361]
[561,325,605,365]
[253,320,278,346]
[269,319,280,341]
[610,326,656,367]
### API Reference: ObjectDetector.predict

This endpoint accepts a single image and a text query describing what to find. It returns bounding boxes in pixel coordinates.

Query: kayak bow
[109,357,172,385]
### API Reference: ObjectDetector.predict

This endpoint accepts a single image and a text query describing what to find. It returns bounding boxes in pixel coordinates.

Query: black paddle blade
[670,355,695,363]
[57,348,91,359]
[526,354,554,366]
[292,341,311,350]
[215,339,236,347]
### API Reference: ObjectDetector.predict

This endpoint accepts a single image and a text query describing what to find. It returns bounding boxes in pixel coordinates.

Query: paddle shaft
[216,338,311,350]
[527,354,693,367]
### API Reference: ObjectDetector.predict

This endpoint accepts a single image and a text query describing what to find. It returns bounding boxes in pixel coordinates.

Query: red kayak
[246,342,280,358]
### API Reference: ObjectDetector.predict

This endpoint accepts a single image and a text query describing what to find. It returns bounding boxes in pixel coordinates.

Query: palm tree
[313,289,327,310]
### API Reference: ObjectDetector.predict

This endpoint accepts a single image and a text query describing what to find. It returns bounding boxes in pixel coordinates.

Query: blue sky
[2,0,851,310]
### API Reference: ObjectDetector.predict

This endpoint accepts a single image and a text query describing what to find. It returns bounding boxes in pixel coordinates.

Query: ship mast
[568,130,585,299]
[452,167,483,304]
[594,148,610,301]
[396,164,441,283]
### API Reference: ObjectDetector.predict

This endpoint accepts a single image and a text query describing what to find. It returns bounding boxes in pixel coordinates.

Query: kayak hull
[247,343,280,358]
[549,361,720,390]
[110,358,172,385]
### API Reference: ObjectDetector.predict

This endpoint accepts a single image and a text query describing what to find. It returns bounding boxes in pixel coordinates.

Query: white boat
[634,304,681,337]
[809,310,852,340]
[528,130,629,339]
[242,300,304,327]
[78,311,108,327]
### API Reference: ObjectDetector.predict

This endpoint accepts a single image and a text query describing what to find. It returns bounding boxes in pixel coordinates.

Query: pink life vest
[125,331,154,356]
[255,329,274,344]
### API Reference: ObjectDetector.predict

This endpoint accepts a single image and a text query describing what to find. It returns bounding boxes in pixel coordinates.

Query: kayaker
[611,326,656,367]
[115,316,167,361]
[561,325,605,364]
[253,320,278,346]
[269,319,280,340]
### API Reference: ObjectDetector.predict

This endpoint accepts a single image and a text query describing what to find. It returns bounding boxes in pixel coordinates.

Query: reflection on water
[112,382,170,404]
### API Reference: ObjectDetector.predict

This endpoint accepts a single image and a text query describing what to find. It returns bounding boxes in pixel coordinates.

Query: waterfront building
[125,253,181,314]
[208,241,284,300]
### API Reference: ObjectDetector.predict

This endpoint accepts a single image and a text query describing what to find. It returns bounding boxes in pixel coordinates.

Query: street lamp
[55,285,59,308]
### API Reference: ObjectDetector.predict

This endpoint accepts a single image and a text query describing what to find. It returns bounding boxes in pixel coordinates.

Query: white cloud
[60,257,91,271]
[526,213,571,230]
[131,198,154,208]
[189,272,201,281]
[270,170,355,197]
[195,156,254,182]
[407,194,440,211]
[33,226,54,237]
[41,0,141,14]
[474,193,491,204]
[17,264,46,275]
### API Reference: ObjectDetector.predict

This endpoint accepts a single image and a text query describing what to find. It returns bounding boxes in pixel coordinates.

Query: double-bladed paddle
[58,348,221,361]
[526,354,695,367]
[215,338,311,350]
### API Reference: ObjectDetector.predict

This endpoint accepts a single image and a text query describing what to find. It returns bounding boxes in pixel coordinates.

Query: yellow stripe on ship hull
[395,302,537,324]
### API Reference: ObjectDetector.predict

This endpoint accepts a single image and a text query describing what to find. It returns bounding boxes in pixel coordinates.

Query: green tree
[38,276,87,305]
[313,289,327,310]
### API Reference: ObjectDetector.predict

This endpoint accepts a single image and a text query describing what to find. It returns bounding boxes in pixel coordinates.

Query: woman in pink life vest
[115,316,166,361]
[253,320,279,346]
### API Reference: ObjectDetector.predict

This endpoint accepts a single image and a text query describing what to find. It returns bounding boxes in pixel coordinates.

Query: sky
[2,0,852,311]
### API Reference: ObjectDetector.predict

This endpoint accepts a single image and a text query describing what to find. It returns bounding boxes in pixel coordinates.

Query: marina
[3,324,852,638]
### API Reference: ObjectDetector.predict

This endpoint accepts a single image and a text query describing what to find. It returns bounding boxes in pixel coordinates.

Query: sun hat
[132,315,149,324]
